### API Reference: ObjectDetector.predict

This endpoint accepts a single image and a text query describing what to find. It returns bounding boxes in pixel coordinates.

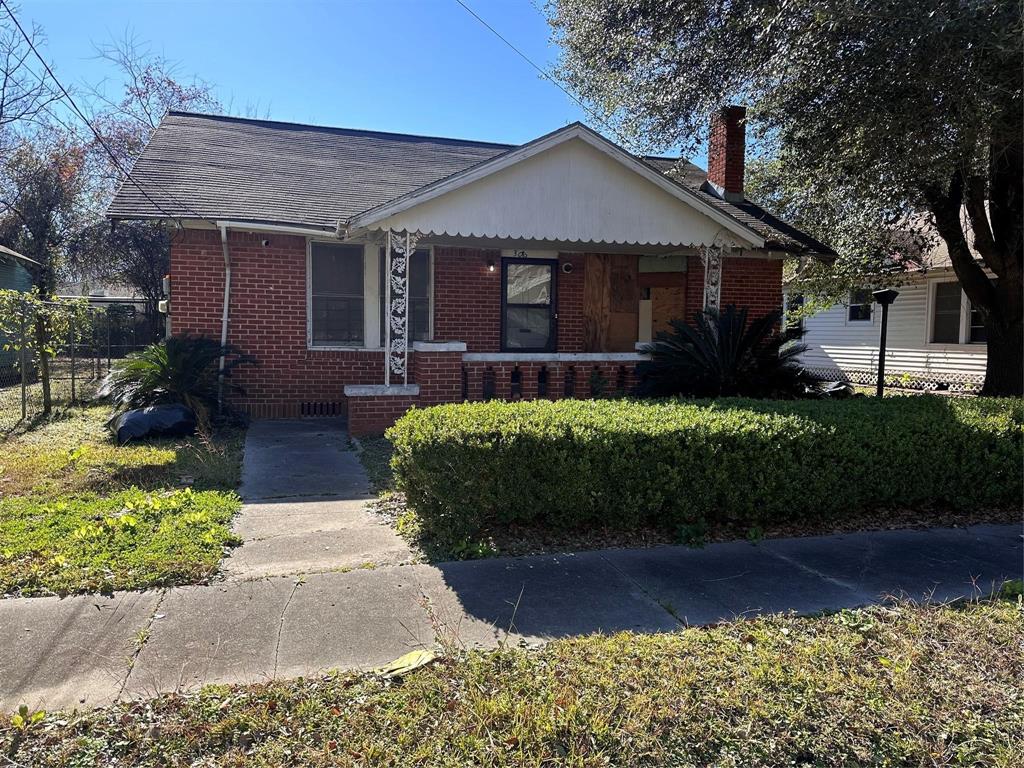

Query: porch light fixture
[487,260,496,272]
[872,288,900,397]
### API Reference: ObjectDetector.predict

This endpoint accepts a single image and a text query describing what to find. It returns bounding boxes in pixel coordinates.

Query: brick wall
[348,395,418,436]
[557,252,586,352]
[433,246,501,351]
[414,350,463,405]
[169,228,383,418]
[720,257,784,320]
[170,230,783,422]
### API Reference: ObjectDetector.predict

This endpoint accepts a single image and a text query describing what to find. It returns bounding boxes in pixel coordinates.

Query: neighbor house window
[931,281,962,344]
[379,248,431,346]
[847,289,872,322]
[309,242,364,346]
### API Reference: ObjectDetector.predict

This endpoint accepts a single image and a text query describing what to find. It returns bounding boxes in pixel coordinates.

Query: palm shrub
[102,335,255,432]
[638,305,808,398]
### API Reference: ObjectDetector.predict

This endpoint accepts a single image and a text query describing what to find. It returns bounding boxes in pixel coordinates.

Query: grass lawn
[0,406,244,596]
[4,597,1021,766]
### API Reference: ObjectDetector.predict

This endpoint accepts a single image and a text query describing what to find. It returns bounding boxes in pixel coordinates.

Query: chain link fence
[0,299,158,434]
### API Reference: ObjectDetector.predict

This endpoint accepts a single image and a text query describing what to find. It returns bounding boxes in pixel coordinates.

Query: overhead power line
[452,0,638,151]
[1,0,198,222]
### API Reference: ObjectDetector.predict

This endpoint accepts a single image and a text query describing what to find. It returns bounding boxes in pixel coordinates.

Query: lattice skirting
[804,365,983,393]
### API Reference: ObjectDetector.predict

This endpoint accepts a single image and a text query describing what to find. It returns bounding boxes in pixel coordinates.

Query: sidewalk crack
[117,589,167,701]
[764,547,864,596]
[272,579,301,678]
[596,552,688,626]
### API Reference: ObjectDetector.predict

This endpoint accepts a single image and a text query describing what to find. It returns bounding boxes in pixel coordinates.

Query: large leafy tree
[547,0,1023,395]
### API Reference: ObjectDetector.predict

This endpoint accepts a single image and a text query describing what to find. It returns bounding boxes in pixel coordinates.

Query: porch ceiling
[347,125,765,250]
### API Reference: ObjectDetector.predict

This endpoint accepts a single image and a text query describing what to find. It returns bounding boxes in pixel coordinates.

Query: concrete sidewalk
[2,420,1020,712]
[2,524,1020,712]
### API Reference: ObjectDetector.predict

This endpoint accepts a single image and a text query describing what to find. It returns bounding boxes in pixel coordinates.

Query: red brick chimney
[707,105,746,202]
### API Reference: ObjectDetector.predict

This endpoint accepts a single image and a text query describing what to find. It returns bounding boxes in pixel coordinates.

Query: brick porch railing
[345,342,649,435]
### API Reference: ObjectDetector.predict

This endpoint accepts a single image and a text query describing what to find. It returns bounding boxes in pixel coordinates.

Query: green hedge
[387,396,1023,542]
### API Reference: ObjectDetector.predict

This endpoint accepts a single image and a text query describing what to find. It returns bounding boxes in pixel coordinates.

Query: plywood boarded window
[582,253,639,352]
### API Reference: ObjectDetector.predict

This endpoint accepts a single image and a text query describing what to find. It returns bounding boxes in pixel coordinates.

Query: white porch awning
[347,124,764,250]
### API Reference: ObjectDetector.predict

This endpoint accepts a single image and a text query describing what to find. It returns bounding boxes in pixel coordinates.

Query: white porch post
[702,244,723,311]
[385,229,420,385]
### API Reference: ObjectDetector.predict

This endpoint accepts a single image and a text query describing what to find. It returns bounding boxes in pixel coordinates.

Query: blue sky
[17,0,706,164]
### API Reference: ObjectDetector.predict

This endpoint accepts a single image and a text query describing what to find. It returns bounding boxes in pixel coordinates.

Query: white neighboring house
[797,263,988,391]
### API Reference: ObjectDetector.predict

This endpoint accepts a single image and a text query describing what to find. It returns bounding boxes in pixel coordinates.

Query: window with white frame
[847,289,873,322]
[928,279,988,346]
[930,281,961,343]
[309,242,365,346]
[968,301,987,343]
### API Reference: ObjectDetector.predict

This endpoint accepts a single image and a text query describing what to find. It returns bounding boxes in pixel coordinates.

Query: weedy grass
[0,406,244,595]
[2,598,1021,766]
[0,406,244,498]
[0,488,240,596]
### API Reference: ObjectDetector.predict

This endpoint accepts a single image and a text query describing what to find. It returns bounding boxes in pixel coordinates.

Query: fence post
[19,299,27,422]
[106,309,112,373]
[70,310,77,403]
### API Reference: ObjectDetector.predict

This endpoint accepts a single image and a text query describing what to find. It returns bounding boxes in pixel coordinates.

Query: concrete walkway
[1,420,1020,712]
[223,419,411,578]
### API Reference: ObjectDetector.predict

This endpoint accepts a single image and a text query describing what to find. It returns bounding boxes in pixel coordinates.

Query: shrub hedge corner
[386,396,1023,543]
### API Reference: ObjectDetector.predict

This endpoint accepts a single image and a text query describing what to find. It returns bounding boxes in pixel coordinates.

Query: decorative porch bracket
[702,244,723,312]
[384,229,421,385]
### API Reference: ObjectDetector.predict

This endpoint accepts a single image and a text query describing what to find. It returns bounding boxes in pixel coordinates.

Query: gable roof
[348,122,763,247]
[107,111,833,256]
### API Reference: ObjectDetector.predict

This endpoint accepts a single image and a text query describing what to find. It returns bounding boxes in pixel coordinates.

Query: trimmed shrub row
[387,396,1023,542]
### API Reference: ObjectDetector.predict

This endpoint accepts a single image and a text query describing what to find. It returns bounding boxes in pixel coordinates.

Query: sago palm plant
[638,305,808,398]
[102,335,255,431]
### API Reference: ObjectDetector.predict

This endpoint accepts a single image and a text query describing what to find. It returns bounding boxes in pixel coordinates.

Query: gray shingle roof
[108,112,832,256]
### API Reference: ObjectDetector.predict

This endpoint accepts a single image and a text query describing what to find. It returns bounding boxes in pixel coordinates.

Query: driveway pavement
[1,419,1020,713]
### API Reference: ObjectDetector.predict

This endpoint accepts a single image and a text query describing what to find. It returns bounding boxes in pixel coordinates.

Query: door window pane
[505,307,552,349]
[506,263,551,305]
[931,282,962,344]
[310,243,363,346]
[502,260,555,351]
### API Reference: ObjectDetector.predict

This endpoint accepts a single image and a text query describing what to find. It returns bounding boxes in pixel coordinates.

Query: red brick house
[107,108,831,434]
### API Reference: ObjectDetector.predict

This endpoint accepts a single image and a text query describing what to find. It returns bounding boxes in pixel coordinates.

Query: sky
[14,0,706,164]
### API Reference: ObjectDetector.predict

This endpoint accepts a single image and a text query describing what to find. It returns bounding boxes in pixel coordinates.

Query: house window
[309,242,364,346]
[968,302,987,344]
[931,281,962,344]
[502,258,556,351]
[847,289,872,322]
[378,248,431,346]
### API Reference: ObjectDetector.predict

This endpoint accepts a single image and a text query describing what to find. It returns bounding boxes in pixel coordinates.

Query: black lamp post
[872,288,900,397]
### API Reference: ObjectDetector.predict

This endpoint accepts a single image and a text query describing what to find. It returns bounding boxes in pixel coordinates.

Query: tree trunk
[982,316,1023,396]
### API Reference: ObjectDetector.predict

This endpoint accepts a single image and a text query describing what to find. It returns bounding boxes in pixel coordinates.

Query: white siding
[799,274,987,383]
[375,137,745,247]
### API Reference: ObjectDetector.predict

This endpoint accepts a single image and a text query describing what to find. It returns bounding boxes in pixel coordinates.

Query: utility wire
[1,0,198,222]
[452,0,639,152]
